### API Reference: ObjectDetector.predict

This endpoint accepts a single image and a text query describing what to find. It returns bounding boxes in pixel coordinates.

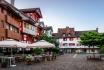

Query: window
[10,26,13,31]
[69,38,73,41]
[63,43,68,46]
[63,38,67,41]
[6,23,10,29]
[6,24,19,33]
[69,43,75,46]
[77,44,81,46]
[26,23,29,29]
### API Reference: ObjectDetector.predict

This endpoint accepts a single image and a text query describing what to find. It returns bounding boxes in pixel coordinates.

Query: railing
[0,28,6,37]
[7,30,21,40]
[23,28,36,36]
[6,15,20,28]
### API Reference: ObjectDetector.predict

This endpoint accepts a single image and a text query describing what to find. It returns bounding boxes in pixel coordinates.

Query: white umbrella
[0,39,27,48]
[0,39,27,56]
[28,40,55,48]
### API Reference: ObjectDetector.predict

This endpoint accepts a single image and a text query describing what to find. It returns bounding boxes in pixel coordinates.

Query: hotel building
[53,26,99,53]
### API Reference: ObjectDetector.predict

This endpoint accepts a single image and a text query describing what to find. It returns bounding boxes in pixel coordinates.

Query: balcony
[23,28,36,36]
[7,30,21,40]
[0,12,5,21]
[6,15,20,28]
[0,28,6,37]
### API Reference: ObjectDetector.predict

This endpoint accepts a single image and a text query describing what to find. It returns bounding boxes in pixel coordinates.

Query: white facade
[58,37,99,53]
[58,37,81,48]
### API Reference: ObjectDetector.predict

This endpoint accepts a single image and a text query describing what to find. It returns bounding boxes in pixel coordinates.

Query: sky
[6,0,104,33]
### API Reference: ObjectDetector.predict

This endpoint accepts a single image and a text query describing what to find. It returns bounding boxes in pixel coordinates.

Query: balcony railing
[0,28,6,37]
[23,28,36,36]
[6,15,20,28]
[7,30,21,40]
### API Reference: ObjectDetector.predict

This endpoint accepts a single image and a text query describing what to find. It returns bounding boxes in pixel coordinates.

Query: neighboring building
[20,16,37,43]
[0,0,22,41]
[20,8,43,42]
[0,0,44,43]
[53,26,99,53]
[44,26,53,37]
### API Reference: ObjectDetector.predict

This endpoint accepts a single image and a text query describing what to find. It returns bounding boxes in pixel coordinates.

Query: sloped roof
[44,26,53,31]
[20,8,42,18]
[0,0,36,25]
[53,27,98,38]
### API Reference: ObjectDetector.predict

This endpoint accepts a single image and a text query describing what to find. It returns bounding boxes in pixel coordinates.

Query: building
[0,0,22,41]
[20,14,37,43]
[53,26,99,53]
[0,0,44,43]
[20,8,43,42]
[44,26,53,37]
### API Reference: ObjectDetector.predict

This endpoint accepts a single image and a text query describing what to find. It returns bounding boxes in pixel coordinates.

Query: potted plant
[33,47,44,62]
[25,54,33,65]
[51,48,60,60]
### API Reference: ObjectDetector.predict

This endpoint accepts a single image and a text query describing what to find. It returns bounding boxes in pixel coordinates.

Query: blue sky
[7,0,104,33]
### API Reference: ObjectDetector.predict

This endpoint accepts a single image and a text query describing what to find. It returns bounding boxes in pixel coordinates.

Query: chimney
[10,0,15,6]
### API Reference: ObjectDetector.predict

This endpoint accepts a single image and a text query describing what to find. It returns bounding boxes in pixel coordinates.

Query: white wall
[58,37,81,48]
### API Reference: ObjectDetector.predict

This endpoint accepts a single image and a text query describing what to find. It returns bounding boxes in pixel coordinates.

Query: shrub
[33,47,44,55]
[51,48,60,54]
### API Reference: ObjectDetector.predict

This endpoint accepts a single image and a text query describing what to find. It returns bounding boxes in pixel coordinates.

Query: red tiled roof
[20,8,42,18]
[53,27,98,38]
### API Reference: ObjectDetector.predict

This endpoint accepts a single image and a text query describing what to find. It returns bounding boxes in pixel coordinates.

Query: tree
[80,31,100,53]
[39,33,59,47]
[99,46,104,54]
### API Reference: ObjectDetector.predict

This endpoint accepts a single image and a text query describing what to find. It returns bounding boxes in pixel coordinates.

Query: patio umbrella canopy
[28,40,55,48]
[0,39,27,48]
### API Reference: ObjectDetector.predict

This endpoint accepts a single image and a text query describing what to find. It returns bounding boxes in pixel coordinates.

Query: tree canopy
[80,32,99,47]
[80,31,104,53]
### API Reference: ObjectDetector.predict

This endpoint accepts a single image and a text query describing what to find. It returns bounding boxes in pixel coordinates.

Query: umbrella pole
[23,48,25,57]
[11,48,13,57]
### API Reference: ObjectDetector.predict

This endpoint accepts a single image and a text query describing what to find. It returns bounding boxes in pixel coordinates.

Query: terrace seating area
[0,39,59,68]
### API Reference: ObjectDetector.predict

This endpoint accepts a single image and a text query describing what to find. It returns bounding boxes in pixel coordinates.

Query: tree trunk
[89,46,90,54]
[93,45,95,58]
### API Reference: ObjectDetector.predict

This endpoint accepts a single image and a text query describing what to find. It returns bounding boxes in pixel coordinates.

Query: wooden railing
[7,30,21,40]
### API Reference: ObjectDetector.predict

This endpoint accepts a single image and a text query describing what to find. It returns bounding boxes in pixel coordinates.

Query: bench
[87,55,101,60]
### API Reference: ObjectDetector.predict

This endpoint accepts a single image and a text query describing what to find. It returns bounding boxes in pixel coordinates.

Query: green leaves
[33,47,44,55]
[80,32,101,46]
[51,48,60,54]
[99,46,104,54]
[80,32,104,53]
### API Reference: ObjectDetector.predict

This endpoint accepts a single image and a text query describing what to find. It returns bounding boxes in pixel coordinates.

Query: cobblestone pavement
[1,54,104,70]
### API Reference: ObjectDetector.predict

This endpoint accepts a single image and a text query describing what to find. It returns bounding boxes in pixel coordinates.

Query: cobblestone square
[1,54,104,70]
